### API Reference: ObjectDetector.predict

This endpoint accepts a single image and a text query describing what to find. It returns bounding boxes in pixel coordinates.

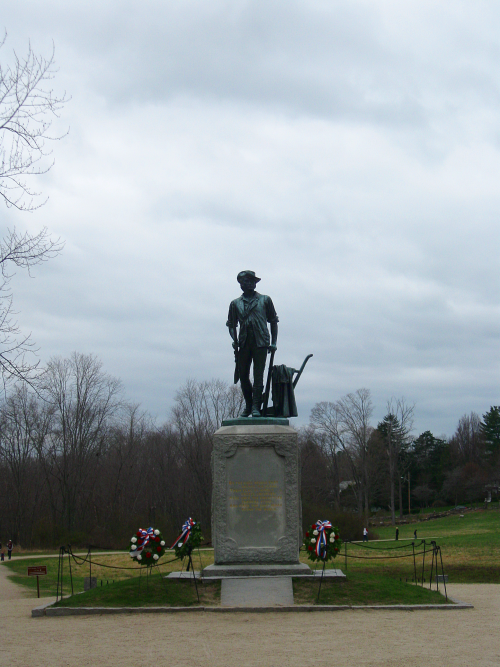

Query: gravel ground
[1,561,499,667]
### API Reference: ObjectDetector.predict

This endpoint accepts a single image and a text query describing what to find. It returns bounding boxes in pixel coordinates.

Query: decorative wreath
[171,518,203,560]
[304,520,342,563]
[129,527,166,566]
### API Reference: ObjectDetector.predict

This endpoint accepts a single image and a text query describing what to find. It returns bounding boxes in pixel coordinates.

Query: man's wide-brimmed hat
[237,270,261,283]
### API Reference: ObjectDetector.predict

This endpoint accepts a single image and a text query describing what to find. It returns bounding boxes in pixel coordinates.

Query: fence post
[421,541,426,586]
[67,546,74,596]
[429,541,436,590]
[438,547,448,601]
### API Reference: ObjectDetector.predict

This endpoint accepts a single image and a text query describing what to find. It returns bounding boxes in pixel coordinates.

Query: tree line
[303,389,499,526]
[1,353,498,548]
[0,354,244,548]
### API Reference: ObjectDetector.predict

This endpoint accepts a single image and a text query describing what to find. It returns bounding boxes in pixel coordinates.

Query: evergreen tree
[377,412,412,522]
[481,406,500,467]
[411,431,449,494]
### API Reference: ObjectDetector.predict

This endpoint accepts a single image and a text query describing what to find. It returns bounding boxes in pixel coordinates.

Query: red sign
[28,566,47,577]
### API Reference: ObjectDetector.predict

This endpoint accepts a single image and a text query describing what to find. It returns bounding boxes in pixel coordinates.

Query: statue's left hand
[268,344,277,354]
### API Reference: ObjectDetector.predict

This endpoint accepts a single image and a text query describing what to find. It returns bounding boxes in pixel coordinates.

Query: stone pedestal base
[210,424,306,569]
[203,563,311,578]
[171,566,346,580]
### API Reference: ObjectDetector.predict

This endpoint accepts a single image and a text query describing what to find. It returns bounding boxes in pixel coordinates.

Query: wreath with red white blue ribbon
[129,527,166,566]
[304,520,342,563]
[171,518,203,560]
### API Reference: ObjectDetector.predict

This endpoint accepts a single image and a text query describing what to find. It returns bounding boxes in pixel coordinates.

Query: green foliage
[304,521,342,562]
[377,413,411,476]
[129,528,166,566]
[377,413,401,439]
[172,520,203,560]
[411,431,450,490]
[481,406,500,465]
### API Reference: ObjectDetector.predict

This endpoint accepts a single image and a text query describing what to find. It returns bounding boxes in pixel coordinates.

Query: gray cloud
[2,1,499,436]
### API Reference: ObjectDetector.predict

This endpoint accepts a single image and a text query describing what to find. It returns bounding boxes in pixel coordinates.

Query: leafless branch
[0,226,64,390]
[0,32,69,210]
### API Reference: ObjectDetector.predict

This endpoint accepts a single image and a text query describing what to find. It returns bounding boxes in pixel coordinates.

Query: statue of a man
[227,271,278,417]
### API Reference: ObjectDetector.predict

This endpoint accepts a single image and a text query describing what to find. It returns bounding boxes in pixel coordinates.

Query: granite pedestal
[204,422,311,578]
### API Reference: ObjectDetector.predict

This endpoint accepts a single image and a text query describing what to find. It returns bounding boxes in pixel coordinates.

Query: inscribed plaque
[226,446,286,548]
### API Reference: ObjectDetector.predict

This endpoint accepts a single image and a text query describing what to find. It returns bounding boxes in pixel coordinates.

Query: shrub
[301,500,377,542]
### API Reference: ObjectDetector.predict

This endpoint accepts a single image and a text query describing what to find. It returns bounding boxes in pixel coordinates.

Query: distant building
[484,481,500,503]
[339,480,354,492]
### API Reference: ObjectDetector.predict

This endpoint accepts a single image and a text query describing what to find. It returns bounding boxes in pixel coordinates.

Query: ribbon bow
[314,520,332,559]
[171,517,195,549]
[131,526,154,557]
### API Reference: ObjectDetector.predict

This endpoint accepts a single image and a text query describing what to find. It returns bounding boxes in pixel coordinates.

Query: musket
[292,354,313,388]
[233,341,239,385]
[261,348,276,417]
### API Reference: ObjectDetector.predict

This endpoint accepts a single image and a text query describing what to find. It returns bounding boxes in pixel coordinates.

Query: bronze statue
[226,271,278,417]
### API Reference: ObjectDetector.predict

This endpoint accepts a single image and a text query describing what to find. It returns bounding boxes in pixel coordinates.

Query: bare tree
[0,384,53,544]
[335,389,374,516]
[298,425,333,521]
[310,389,374,515]
[412,484,435,508]
[172,378,243,439]
[0,34,67,388]
[39,353,122,533]
[0,33,69,210]
[310,402,342,509]
[104,405,149,511]
[449,412,484,465]
[171,378,244,528]
[0,226,63,389]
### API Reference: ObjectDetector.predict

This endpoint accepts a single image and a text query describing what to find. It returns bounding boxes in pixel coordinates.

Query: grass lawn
[53,576,221,608]
[2,548,216,598]
[374,507,500,547]
[293,571,448,605]
[4,509,499,603]
[4,550,451,608]
[353,508,500,583]
[53,571,446,608]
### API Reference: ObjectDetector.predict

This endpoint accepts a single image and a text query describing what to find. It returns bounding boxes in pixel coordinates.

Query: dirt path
[1,561,498,667]
[6,551,125,560]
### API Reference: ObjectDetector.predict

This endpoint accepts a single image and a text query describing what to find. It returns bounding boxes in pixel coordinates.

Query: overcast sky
[2,1,499,436]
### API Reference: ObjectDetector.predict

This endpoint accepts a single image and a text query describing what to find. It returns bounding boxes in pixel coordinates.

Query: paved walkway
[7,551,124,560]
[221,576,293,607]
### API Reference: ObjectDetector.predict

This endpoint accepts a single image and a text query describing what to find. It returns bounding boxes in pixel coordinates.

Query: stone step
[221,576,294,607]
[202,563,312,578]
[167,567,346,581]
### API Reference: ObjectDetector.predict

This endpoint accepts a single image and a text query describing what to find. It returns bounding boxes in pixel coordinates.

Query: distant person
[363,527,368,542]
[7,540,13,560]
[395,527,399,541]
[413,529,417,541]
